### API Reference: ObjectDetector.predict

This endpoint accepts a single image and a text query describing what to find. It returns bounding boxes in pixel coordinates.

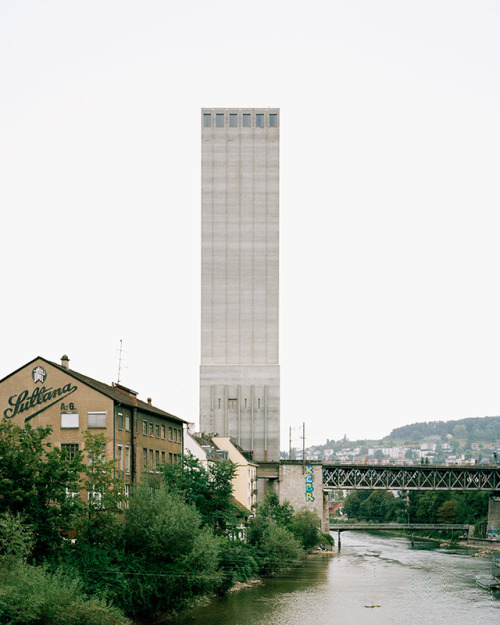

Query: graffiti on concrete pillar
[305,465,315,502]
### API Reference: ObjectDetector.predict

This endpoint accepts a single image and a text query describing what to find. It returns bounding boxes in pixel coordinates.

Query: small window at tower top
[269,113,277,127]
[243,113,251,127]
[229,113,238,127]
[216,113,224,127]
[256,114,264,127]
[203,113,211,127]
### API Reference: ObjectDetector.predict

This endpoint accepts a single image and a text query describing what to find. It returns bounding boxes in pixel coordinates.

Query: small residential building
[212,436,258,513]
[0,355,186,498]
[184,424,228,466]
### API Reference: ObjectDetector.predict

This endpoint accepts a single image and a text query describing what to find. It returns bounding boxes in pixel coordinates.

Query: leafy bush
[122,482,222,618]
[0,558,128,625]
[256,521,303,576]
[288,508,321,549]
[216,538,259,593]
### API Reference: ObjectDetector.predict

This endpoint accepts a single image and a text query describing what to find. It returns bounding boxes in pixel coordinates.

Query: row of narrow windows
[204,112,278,129]
[219,397,261,409]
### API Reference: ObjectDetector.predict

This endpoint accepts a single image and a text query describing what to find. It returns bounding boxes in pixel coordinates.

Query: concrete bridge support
[487,493,500,539]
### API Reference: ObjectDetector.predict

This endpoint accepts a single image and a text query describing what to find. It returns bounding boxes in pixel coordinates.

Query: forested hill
[389,415,500,441]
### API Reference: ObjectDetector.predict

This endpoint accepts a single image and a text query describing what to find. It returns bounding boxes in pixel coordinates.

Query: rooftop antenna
[117,339,125,384]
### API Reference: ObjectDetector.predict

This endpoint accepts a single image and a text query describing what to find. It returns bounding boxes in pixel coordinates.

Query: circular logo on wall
[32,366,47,384]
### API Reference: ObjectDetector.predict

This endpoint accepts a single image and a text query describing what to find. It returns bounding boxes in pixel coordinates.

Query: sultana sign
[3,366,77,423]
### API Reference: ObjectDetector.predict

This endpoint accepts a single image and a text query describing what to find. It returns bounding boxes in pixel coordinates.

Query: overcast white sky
[1,1,499,449]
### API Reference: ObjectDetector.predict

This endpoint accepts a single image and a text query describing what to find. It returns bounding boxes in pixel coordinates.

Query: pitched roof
[1,356,185,424]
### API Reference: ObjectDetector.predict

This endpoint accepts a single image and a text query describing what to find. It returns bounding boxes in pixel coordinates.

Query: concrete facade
[200,108,280,461]
[278,461,329,532]
[487,494,500,538]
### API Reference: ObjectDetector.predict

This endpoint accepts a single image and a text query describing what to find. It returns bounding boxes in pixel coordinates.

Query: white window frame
[125,445,131,474]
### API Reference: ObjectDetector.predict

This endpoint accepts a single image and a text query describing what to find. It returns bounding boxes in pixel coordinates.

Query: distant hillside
[388,415,500,441]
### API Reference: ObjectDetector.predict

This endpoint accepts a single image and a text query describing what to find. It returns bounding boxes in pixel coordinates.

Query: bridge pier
[487,493,500,540]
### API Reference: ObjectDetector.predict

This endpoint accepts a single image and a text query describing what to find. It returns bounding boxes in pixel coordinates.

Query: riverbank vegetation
[0,421,325,623]
[339,489,490,537]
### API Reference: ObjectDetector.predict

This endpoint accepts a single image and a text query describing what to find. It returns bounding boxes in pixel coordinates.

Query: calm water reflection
[166,533,499,625]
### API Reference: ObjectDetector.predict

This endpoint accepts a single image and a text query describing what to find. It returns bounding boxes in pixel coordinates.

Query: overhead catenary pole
[303,421,305,474]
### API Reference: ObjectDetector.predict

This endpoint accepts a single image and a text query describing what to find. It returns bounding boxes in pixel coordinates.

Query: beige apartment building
[0,355,186,498]
[212,436,258,513]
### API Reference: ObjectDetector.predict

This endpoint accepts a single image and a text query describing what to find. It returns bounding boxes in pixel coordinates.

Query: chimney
[147,397,152,406]
[61,355,70,369]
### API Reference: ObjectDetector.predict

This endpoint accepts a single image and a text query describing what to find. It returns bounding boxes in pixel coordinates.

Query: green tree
[0,512,34,560]
[254,521,303,577]
[360,491,399,522]
[0,419,83,558]
[342,490,372,520]
[436,499,458,523]
[255,492,294,527]
[122,482,222,617]
[160,453,239,535]
[76,431,124,545]
[453,424,467,439]
[288,508,321,549]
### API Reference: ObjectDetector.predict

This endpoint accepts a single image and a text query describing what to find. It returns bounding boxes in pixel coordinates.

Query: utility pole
[302,421,305,474]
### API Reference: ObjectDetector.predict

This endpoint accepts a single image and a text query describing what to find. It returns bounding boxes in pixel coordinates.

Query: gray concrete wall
[278,461,328,532]
[487,495,500,538]
[200,108,280,461]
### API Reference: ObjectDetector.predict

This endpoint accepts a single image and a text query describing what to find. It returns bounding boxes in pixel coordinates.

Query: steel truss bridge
[323,463,500,491]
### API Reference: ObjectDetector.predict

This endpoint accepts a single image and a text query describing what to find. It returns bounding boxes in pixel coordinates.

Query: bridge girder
[322,464,500,491]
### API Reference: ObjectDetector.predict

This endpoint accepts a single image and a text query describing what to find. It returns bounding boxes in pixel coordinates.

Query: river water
[167,532,499,625]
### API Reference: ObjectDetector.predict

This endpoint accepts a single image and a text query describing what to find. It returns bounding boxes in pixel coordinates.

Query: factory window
[229,113,238,127]
[256,113,264,127]
[155,424,160,438]
[61,412,79,428]
[216,113,224,127]
[149,422,154,437]
[88,487,103,508]
[143,420,147,436]
[142,448,147,469]
[243,113,251,127]
[149,449,154,471]
[155,450,160,471]
[228,398,238,410]
[203,113,211,127]
[125,446,131,474]
[61,443,79,461]
[117,413,124,430]
[117,444,123,471]
[161,451,166,464]
[125,415,131,432]
[88,411,106,428]
[269,113,277,127]
[169,426,173,441]
[161,425,166,439]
